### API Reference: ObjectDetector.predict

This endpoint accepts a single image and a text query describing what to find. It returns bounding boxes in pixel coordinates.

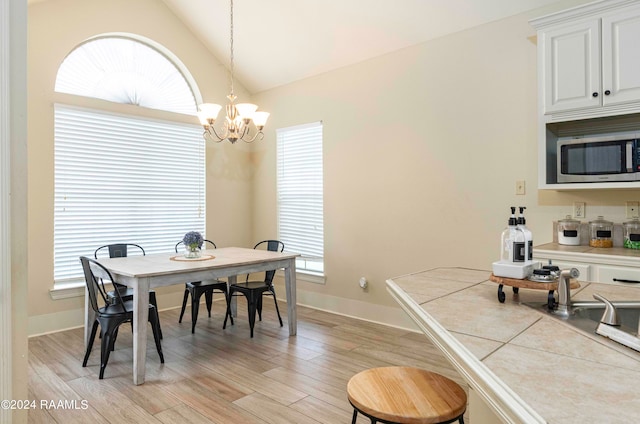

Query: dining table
[89,246,300,385]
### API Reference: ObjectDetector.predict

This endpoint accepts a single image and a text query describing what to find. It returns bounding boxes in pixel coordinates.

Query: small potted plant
[182,231,203,258]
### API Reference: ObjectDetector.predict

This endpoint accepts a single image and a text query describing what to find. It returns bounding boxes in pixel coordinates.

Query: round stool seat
[347,366,467,424]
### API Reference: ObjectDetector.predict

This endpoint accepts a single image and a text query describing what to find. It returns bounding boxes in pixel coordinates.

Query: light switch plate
[574,202,585,218]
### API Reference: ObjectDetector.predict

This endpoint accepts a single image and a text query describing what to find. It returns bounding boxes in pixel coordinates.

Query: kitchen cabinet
[535,1,640,116]
[539,19,600,114]
[531,0,640,189]
[535,257,592,281]
[534,242,640,286]
[595,264,640,284]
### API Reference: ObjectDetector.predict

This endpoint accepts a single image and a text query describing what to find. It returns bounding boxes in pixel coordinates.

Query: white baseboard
[295,289,421,332]
[28,288,420,337]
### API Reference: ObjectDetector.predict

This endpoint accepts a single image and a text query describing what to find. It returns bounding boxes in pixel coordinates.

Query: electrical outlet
[515,180,526,195]
[574,202,585,218]
[626,201,640,218]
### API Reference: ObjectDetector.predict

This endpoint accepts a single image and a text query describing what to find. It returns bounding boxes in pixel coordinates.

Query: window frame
[276,121,325,280]
[51,34,205,294]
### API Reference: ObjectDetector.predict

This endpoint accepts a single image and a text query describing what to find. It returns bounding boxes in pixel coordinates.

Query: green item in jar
[624,238,640,249]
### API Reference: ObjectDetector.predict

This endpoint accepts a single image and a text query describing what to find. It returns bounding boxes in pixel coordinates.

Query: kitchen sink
[524,300,640,351]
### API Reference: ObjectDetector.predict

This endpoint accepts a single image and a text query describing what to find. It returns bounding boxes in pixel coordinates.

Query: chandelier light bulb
[252,111,270,129]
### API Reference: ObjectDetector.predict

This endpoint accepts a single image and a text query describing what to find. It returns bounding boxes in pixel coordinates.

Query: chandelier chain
[229,0,235,97]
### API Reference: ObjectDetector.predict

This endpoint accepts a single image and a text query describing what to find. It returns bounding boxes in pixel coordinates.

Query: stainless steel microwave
[557,134,640,183]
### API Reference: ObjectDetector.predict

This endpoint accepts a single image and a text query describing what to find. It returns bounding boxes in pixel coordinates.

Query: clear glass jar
[624,218,640,249]
[589,216,613,248]
[557,215,581,246]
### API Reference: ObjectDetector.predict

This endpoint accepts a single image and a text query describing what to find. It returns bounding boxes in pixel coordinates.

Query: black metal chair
[224,240,285,337]
[175,239,233,333]
[94,243,162,339]
[80,256,164,379]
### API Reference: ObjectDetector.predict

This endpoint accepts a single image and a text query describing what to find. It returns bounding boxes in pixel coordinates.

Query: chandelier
[197,0,269,144]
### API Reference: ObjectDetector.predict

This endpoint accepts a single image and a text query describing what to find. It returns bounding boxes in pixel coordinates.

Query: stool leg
[351,409,357,424]
[459,416,465,423]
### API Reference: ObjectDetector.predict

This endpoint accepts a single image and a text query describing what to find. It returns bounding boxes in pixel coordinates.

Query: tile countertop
[386,268,640,424]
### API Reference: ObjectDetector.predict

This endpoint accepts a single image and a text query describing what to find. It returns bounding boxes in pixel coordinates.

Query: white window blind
[276,122,324,274]
[54,104,205,283]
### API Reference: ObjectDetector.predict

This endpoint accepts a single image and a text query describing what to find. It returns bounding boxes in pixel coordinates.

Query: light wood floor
[28,298,469,423]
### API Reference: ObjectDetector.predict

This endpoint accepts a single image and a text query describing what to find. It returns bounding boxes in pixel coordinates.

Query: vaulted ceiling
[160,0,575,93]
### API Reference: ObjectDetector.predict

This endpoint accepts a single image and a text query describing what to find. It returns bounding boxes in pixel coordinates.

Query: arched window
[55,35,198,114]
[53,35,205,284]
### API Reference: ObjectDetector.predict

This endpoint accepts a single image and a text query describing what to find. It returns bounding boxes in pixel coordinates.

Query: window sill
[277,269,325,284]
[50,281,85,300]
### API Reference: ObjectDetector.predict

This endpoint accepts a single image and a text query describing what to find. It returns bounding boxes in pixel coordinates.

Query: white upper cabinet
[542,19,601,113]
[535,1,640,118]
[601,8,640,106]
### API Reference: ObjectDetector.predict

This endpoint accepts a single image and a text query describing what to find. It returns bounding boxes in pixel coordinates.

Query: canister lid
[624,218,640,229]
[589,216,612,227]
[559,215,580,224]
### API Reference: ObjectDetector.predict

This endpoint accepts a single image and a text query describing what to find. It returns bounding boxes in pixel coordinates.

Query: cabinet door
[595,264,640,285]
[542,19,601,114]
[533,257,591,282]
[601,6,640,106]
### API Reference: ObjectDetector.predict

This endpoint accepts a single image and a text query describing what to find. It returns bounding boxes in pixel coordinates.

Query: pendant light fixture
[197,0,269,143]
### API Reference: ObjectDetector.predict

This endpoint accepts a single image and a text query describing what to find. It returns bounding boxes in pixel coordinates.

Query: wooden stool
[347,366,467,424]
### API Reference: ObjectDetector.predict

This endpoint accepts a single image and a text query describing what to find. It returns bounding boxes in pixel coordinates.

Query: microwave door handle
[627,142,633,172]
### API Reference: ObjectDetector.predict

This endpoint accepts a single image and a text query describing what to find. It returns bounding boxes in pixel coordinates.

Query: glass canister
[557,215,581,246]
[589,216,613,248]
[624,218,640,249]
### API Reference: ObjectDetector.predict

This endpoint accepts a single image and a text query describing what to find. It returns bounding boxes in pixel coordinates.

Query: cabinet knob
[592,92,599,97]
[605,90,611,95]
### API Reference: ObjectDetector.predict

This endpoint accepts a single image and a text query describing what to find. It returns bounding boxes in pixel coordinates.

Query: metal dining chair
[94,243,162,339]
[80,256,164,379]
[175,239,233,333]
[224,240,284,337]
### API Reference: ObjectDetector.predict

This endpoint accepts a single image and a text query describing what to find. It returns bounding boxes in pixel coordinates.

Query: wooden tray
[489,273,580,304]
[489,273,580,291]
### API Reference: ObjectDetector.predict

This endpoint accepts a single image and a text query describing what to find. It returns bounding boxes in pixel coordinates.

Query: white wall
[251,8,640,320]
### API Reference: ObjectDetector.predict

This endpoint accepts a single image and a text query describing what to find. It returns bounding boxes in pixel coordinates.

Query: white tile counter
[386,268,640,424]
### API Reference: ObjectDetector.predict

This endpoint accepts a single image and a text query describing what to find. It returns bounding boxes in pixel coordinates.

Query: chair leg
[270,288,284,327]
[247,292,258,338]
[205,289,213,318]
[351,409,358,424]
[82,320,99,367]
[178,288,189,323]
[148,307,165,363]
[112,327,119,351]
[257,295,263,321]
[99,327,114,380]
[223,291,233,329]
[190,288,203,334]
[149,291,163,339]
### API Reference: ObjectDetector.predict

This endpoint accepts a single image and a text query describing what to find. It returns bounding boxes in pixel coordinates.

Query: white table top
[96,246,300,278]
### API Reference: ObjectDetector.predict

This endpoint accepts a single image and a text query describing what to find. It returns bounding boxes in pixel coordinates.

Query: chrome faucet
[554,268,580,317]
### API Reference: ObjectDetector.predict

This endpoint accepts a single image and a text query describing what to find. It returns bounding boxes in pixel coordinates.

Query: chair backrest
[251,240,285,284]
[174,239,216,253]
[80,256,127,313]
[94,243,145,259]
